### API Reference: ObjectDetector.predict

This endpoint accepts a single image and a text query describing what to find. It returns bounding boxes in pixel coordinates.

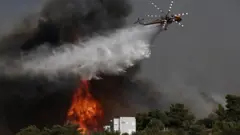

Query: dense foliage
[16,94,240,135]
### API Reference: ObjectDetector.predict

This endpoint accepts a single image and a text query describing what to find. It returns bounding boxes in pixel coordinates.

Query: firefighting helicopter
[134,0,189,30]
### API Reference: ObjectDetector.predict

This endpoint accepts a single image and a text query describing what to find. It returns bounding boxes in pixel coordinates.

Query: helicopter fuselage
[141,16,177,26]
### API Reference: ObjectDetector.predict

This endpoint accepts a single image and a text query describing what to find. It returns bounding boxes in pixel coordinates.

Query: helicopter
[134,0,189,30]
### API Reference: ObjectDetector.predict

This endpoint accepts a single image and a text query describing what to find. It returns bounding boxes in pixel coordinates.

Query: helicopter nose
[175,17,182,22]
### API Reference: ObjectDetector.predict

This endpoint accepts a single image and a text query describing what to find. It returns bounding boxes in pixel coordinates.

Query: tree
[16,125,41,135]
[165,103,195,129]
[214,95,240,122]
[215,104,226,121]
[225,95,240,122]
[16,124,82,135]
[48,124,82,135]
[148,109,169,126]
[136,109,169,131]
[212,120,240,135]
[211,95,240,135]
[197,113,217,129]
[136,112,150,131]
[146,118,164,131]
[138,127,164,135]
[188,124,207,135]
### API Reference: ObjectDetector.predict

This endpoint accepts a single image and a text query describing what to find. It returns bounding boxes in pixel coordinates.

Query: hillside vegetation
[16,94,240,135]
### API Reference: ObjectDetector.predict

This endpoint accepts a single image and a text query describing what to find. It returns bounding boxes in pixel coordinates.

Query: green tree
[139,127,163,135]
[16,125,41,135]
[187,124,207,135]
[225,94,240,122]
[211,95,240,135]
[146,118,164,130]
[197,113,217,129]
[212,121,240,135]
[214,95,240,122]
[148,109,169,126]
[16,124,82,135]
[165,103,195,129]
[215,104,226,121]
[136,112,150,131]
[136,109,169,131]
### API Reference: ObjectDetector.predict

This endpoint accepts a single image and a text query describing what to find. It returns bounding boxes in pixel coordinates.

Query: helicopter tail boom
[133,18,145,25]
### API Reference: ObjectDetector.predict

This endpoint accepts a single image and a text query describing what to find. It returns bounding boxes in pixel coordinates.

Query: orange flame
[67,80,103,134]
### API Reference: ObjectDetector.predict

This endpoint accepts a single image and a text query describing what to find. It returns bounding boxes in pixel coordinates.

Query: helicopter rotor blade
[174,12,189,17]
[181,12,189,16]
[147,14,162,18]
[167,0,175,15]
[175,21,184,27]
[149,0,165,14]
[162,20,167,29]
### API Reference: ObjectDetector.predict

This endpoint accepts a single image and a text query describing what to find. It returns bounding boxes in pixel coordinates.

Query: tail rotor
[134,18,145,24]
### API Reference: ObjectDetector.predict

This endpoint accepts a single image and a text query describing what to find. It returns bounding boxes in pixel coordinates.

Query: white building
[113,118,120,131]
[108,117,136,135]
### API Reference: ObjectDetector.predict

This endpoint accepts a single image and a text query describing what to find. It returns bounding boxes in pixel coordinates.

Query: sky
[124,0,240,114]
[128,0,240,95]
[0,0,43,35]
[0,0,240,116]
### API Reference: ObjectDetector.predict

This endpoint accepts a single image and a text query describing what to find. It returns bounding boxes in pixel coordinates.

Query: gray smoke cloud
[158,72,226,118]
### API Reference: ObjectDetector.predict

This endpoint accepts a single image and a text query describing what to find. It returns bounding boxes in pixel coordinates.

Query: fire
[67,80,103,134]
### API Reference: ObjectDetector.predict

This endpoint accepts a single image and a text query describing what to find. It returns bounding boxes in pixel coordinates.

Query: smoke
[0,0,164,134]
[158,72,226,118]
[0,0,132,54]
